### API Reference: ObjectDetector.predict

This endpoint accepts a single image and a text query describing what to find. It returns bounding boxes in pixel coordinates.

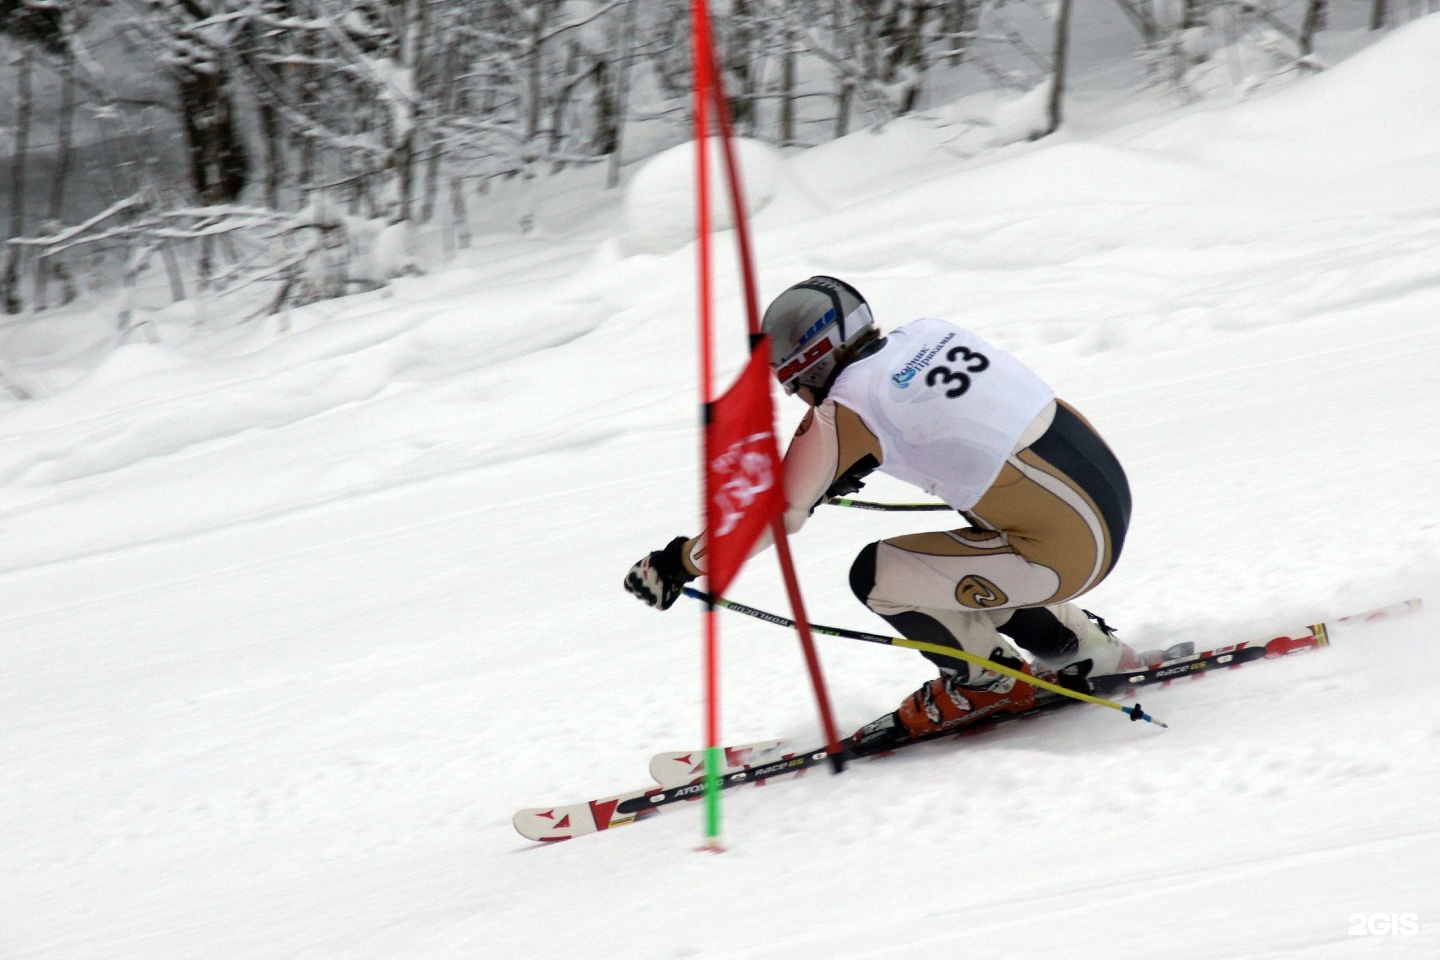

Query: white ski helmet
[762,276,876,396]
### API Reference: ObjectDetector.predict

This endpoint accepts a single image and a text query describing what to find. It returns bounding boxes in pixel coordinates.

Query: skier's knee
[997,606,1078,662]
[849,541,880,607]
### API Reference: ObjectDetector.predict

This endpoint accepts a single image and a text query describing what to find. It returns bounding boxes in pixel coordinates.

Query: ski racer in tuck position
[624,276,1143,752]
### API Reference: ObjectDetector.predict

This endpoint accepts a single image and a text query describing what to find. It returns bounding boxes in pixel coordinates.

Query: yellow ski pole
[684,588,1168,727]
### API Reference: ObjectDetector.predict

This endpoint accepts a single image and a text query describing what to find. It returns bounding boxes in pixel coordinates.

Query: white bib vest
[828,318,1055,510]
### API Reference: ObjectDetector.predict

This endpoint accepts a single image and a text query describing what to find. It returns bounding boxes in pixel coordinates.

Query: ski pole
[682,588,1168,727]
[825,498,953,512]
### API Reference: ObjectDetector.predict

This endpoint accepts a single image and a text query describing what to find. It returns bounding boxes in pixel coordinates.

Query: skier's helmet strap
[763,276,876,395]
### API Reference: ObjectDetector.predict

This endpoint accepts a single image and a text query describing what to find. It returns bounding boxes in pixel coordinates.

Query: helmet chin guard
[762,276,876,397]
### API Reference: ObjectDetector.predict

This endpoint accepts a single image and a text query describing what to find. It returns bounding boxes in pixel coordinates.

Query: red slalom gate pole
[769,524,846,771]
[690,8,845,772]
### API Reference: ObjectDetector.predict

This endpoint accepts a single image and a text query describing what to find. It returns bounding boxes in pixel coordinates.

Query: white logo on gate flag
[711,431,778,536]
[705,344,785,596]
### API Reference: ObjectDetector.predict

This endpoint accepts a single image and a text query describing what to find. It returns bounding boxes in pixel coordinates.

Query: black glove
[822,453,879,503]
[624,536,698,610]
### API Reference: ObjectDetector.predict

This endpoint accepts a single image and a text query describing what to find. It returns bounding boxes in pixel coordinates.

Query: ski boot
[847,658,1041,755]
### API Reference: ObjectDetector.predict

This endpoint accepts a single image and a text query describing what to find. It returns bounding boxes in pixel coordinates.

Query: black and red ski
[513,598,1420,841]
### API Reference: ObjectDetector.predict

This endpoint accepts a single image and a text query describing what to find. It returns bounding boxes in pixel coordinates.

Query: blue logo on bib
[890,333,955,389]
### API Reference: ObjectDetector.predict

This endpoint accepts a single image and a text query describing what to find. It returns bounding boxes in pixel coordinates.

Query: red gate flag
[705,342,785,598]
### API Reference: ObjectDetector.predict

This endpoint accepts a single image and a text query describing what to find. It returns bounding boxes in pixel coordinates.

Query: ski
[1092,596,1420,694]
[646,596,1422,788]
[645,701,1069,790]
[648,738,790,788]
[513,700,1072,842]
[513,748,828,842]
[514,597,1421,842]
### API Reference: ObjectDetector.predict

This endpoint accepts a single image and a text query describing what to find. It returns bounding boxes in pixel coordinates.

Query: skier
[624,276,1141,752]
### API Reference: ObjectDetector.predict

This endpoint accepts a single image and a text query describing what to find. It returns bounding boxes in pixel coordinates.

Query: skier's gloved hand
[624,536,698,611]
[822,454,879,504]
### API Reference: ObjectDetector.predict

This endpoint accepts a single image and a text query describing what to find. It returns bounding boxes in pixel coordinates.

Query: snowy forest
[2,0,1432,325]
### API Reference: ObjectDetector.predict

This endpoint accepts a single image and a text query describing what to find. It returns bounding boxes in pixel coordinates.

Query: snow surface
[5,15,1440,960]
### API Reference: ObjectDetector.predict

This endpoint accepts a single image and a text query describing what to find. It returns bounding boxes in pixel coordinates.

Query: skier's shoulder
[877,316,987,355]
[850,317,977,372]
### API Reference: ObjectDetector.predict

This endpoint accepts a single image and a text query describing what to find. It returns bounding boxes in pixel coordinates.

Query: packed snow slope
[4,16,1440,960]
